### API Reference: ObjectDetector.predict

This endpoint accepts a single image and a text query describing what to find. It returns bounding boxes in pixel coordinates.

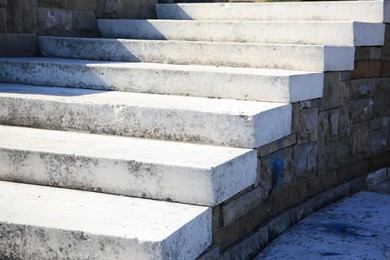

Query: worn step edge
[98,20,385,47]
[0,181,211,260]
[156,1,390,23]
[0,125,257,206]
[0,83,291,148]
[0,57,323,103]
[38,36,355,71]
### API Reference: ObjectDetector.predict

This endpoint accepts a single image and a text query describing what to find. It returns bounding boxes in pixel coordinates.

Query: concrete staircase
[0,1,387,259]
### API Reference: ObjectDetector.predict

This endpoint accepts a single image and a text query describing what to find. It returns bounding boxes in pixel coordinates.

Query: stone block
[97,0,157,19]
[373,79,390,117]
[68,0,96,11]
[381,24,390,60]
[72,10,97,36]
[350,123,369,155]
[336,159,369,183]
[229,228,268,260]
[257,134,296,157]
[0,7,6,32]
[0,0,7,7]
[349,79,377,100]
[297,107,318,144]
[349,176,366,194]
[365,168,389,187]
[368,129,388,155]
[330,109,339,137]
[380,60,390,77]
[350,98,374,124]
[266,211,290,240]
[197,245,220,260]
[334,182,350,199]
[317,141,350,174]
[222,187,262,226]
[369,117,390,131]
[7,0,37,33]
[369,150,390,172]
[351,61,381,79]
[0,33,37,56]
[355,47,382,61]
[293,142,317,177]
[37,7,72,35]
[321,72,341,111]
[38,0,67,9]
[259,147,294,196]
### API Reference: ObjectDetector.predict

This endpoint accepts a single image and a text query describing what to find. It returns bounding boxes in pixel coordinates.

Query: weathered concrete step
[39,36,355,71]
[98,20,385,47]
[0,57,323,103]
[0,125,256,206]
[156,1,390,23]
[0,84,291,148]
[0,181,211,259]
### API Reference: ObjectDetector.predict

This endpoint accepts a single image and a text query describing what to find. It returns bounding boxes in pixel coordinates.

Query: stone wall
[0,0,157,56]
[199,25,390,259]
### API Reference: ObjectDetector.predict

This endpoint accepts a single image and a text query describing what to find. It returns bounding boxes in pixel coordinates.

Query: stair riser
[98,20,385,47]
[0,148,256,206]
[0,94,290,148]
[156,2,390,23]
[39,37,355,71]
[0,59,324,103]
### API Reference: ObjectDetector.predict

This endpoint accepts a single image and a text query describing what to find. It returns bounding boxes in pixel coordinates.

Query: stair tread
[97,19,385,47]
[38,36,355,71]
[0,57,319,75]
[0,83,291,148]
[0,57,324,103]
[0,181,211,259]
[156,1,390,23]
[0,124,252,168]
[0,83,287,115]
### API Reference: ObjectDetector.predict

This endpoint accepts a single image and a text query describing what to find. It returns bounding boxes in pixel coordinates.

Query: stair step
[0,181,211,259]
[0,84,291,148]
[39,36,355,71]
[156,1,390,23]
[98,20,384,47]
[0,57,323,103]
[0,125,256,206]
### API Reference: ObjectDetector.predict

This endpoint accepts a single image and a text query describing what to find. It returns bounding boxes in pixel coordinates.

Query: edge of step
[0,83,292,148]
[38,36,355,71]
[0,181,211,260]
[97,20,385,47]
[0,125,257,206]
[0,57,324,103]
[155,1,390,23]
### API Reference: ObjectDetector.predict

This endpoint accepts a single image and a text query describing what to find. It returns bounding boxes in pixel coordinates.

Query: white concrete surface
[256,192,390,259]
[0,125,256,206]
[0,58,323,103]
[156,1,390,23]
[0,84,291,148]
[0,181,211,259]
[98,20,385,47]
[38,36,355,71]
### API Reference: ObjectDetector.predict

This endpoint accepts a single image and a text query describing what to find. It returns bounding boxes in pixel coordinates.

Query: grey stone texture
[0,7,6,32]
[0,0,7,7]
[72,10,97,36]
[37,7,73,35]
[68,0,97,11]
[7,0,37,33]
[0,33,37,57]
[97,0,157,19]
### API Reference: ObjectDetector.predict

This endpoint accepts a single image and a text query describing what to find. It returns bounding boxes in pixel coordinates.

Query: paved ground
[255,192,390,260]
